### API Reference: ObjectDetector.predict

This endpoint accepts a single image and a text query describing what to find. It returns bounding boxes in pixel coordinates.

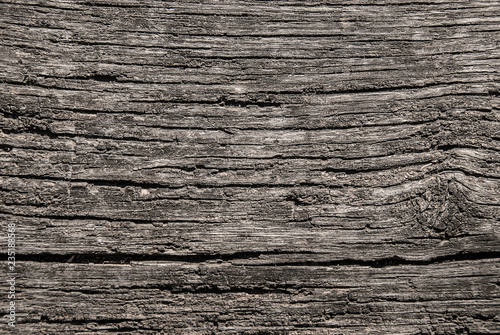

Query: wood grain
[1,0,499,334]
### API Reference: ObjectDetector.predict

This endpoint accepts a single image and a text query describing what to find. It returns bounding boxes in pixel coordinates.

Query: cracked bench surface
[0,0,499,334]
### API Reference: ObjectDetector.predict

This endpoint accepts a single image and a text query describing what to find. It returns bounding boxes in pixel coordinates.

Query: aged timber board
[0,0,499,334]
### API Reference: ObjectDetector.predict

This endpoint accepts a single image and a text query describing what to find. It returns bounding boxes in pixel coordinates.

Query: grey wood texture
[1,0,499,334]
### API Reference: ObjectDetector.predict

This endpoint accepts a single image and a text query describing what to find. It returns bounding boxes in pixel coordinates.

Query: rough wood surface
[1,0,499,334]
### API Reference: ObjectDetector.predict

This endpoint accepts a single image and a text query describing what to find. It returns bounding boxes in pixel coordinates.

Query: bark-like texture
[1,0,499,334]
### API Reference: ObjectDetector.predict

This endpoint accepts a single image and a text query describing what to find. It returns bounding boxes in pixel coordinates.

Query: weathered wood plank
[1,259,499,334]
[1,0,499,333]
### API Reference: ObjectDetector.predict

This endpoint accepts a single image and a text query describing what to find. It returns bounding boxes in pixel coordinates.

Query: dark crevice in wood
[39,315,152,327]
[7,251,500,267]
[0,210,216,224]
[127,284,296,295]
[217,96,282,107]
[0,174,172,189]
[70,74,119,82]
[0,127,178,143]
[10,251,307,264]
[0,173,346,189]
[80,1,146,8]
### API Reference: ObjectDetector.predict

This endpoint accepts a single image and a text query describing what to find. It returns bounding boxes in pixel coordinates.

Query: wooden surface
[1,0,499,334]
